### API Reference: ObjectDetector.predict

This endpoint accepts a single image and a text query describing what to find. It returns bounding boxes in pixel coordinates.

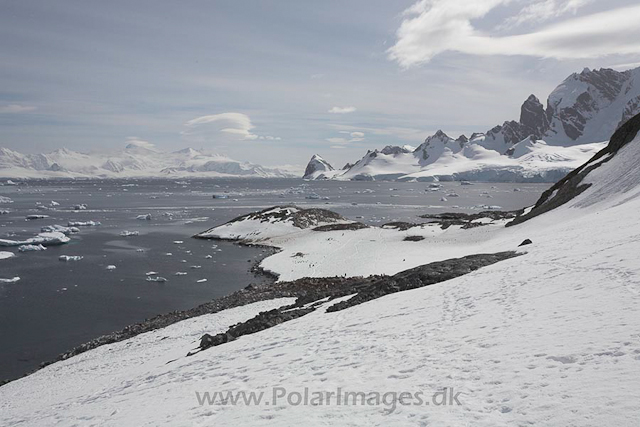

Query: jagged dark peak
[469,132,484,140]
[455,135,468,143]
[380,145,411,156]
[342,163,353,170]
[432,129,449,139]
[520,94,549,139]
[574,67,630,102]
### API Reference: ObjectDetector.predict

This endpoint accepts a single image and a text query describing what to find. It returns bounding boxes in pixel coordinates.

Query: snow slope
[2,123,640,425]
[0,144,296,179]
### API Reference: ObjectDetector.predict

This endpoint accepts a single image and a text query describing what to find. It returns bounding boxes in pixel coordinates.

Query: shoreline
[0,240,281,387]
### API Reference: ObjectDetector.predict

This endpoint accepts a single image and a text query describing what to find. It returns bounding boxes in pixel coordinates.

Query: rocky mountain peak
[303,154,334,179]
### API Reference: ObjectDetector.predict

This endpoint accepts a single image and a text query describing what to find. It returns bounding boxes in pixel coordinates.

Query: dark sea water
[0,178,548,381]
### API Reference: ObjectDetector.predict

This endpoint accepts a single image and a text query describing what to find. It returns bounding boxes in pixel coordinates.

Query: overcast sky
[2,0,640,167]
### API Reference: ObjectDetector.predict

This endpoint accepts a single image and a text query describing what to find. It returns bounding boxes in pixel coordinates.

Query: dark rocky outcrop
[518,239,533,246]
[194,251,522,353]
[420,210,522,229]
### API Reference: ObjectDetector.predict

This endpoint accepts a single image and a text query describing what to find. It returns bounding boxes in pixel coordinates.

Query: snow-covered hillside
[0,144,297,179]
[2,115,640,426]
[307,67,640,182]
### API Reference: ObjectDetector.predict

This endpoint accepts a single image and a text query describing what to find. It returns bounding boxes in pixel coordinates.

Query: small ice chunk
[50,201,60,206]
[196,279,207,283]
[0,276,20,283]
[120,231,140,237]
[18,244,47,252]
[205,255,213,259]
[165,252,173,256]
[190,265,201,269]
[440,197,448,202]
[59,255,83,262]
[74,204,88,210]
[146,276,167,283]
[173,240,183,244]
[0,196,14,203]
[41,225,79,234]
[145,271,159,276]
[136,214,152,220]
[106,265,117,270]
[68,221,101,227]
[136,249,144,252]
[175,272,187,276]
[0,251,15,260]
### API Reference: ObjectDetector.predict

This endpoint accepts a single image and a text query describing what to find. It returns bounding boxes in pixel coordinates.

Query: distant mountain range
[305,66,640,182]
[0,144,298,179]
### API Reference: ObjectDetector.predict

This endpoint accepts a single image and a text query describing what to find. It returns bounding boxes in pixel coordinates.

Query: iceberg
[59,255,83,262]
[68,221,101,227]
[0,231,70,247]
[18,244,47,252]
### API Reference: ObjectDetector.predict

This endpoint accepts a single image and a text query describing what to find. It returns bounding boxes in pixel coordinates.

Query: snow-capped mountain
[0,144,296,179]
[307,66,640,182]
[302,154,335,179]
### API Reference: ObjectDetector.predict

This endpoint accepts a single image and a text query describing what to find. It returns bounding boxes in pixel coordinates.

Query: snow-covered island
[2,111,640,426]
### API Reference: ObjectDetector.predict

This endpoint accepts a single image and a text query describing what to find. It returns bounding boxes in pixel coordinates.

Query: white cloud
[125,136,156,149]
[328,131,366,145]
[0,104,36,113]
[330,145,347,149]
[501,0,593,29]
[388,1,640,67]
[339,130,365,142]
[183,112,279,141]
[328,106,357,114]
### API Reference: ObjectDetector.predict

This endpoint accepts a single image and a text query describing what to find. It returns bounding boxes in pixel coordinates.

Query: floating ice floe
[0,277,20,283]
[50,201,60,206]
[0,251,15,260]
[212,194,228,199]
[440,197,448,202]
[59,255,83,262]
[146,276,167,283]
[0,196,13,203]
[205,255,213,259]
[190,265,201,269]
[68,221,101,227]
[165,252,173,256]
[174,272,187,276]
[0,209,9,214]
[173,240,183,244]
[120,231,140,237]
[196,279,207,283]
[26,214,49,220]
[41,225,79,234]
[0,231,70,247]
[18,244,46,252]
[136,214,152,220]
[136,249,144,252]
[73,204,87,210]
[106,265,116,270]
[145,271,159,276]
